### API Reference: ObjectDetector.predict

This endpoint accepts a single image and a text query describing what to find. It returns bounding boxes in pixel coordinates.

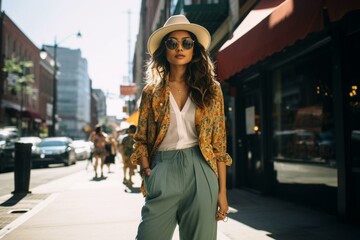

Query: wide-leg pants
[136,146,219,240]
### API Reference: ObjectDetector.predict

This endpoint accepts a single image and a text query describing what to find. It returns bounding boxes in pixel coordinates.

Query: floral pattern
[131,80,232,195]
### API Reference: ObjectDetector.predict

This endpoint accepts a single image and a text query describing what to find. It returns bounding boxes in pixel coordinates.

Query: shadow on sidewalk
[123,182,141,194]
[0,193,27,207]
[224,189,360,240]
[90,176,108,182]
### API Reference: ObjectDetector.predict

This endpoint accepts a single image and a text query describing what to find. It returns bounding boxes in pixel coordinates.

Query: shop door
[237,77,263,191]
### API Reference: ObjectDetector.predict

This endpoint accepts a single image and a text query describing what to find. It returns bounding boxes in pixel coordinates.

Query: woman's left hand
[216,192,229,221]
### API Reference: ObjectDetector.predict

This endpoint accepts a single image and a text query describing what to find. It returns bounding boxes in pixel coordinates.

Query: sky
[1,0,141,119]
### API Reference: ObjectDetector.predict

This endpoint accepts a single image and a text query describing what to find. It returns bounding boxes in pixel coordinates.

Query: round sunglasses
[164,38,195,50]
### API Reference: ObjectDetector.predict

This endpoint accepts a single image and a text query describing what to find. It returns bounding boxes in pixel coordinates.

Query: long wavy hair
[145,31,216,108]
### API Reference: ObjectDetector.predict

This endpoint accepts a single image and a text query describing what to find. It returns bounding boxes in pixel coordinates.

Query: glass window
[344,32,360,168]
[272,49,337,188]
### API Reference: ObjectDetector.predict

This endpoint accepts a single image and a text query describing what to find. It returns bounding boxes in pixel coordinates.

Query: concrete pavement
[0,160,359,240]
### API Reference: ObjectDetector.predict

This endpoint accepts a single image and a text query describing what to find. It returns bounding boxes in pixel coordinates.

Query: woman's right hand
[141,167,151,177]
[140,157,151,177]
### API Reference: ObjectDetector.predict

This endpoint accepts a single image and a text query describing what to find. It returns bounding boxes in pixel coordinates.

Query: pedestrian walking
[131,15,232,240]
[119,125,137,185]
[104,135,117,173]
[88,124,108,178]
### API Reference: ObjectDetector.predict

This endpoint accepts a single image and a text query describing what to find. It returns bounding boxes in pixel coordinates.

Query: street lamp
[19,80,26,137]
[40,31,81,136]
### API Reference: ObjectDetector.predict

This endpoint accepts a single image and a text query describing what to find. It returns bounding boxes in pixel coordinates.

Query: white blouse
[157,93,198,151]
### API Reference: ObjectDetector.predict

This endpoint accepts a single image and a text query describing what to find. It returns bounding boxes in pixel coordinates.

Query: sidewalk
[0,160,359,240]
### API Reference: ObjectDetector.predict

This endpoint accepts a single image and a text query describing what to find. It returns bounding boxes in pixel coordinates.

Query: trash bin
[12,142,32,194]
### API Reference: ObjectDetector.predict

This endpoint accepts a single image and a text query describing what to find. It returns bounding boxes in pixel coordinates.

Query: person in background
[119,125,137,185]
[131,15,232,240]
[104,135,117,173]
[88,124,108,178]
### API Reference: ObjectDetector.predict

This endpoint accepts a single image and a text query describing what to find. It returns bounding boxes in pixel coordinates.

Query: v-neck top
[158,93,198,151]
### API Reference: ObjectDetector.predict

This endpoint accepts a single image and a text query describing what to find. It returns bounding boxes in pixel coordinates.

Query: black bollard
[12,142,32,194]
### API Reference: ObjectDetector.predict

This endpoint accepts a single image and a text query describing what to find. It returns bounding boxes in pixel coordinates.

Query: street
[0,159,91,197]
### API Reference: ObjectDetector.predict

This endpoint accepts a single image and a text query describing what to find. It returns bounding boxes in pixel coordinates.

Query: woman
[131,15,232,240]
[119,125,137,185]
[88,125,107,178]
[104,135,117,173]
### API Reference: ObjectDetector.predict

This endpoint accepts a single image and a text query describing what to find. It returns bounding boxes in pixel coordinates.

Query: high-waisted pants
[136,146,219,240]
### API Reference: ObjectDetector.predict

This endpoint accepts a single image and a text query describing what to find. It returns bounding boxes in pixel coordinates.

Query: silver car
[32,137,76,167]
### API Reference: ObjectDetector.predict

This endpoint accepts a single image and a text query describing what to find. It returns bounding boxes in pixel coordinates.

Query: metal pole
[41,32,80,137]
[19,64,26,137]
[51,41,58,137]
[127,9,132,115]
[128,9,131,84]
[19,82,24,137]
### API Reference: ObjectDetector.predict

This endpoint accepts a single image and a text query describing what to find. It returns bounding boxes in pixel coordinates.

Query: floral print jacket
[131,80,232,177]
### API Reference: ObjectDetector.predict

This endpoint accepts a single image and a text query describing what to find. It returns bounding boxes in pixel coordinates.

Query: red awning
[217,0,324,81]
[325,0,360,22]
[5,107,20,117]
[23,110,42,120]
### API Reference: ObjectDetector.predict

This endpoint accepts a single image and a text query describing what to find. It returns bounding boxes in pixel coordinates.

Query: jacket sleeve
[212,83,232,166]
[131,88,151,165]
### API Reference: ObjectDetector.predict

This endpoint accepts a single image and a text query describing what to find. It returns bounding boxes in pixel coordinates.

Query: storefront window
[345,33,360,168]
[271,50,337,189]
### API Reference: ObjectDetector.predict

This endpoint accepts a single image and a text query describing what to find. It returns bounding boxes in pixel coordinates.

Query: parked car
[0,126,19,138]
[0,129,18,172]
[32,137,76,167]
[71,140,92,160]
[18,136,42,146]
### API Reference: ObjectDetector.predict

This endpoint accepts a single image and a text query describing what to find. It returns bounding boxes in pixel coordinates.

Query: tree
[2,56,36,136]
[2,56,35,94]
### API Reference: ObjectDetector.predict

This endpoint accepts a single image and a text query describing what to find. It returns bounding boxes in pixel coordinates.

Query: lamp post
[18,64,26,137]
[40,32,81,136]
[19,80,25,137]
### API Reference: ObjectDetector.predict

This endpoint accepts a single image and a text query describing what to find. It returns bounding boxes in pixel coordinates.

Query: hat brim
[147,23,211,55]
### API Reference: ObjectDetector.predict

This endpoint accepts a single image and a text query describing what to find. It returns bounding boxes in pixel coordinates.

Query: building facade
[216,0,360,223]
[89,80,98,131]
[92,89,107,124]
[44,46,91,139]
[0,12,44,136]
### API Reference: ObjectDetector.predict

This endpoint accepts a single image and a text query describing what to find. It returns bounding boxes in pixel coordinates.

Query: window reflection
[346,34,360,168]
[272,51,337,188]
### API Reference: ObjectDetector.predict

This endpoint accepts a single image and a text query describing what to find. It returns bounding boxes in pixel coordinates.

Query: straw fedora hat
[147,15,211,55]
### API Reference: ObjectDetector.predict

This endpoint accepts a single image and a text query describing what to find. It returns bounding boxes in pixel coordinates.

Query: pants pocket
[143,163,161,198]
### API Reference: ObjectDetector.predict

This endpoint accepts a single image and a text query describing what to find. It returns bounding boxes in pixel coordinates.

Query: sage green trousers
[136,146,219,240]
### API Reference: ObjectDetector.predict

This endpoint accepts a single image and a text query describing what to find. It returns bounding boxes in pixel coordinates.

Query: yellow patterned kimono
[131,80,232,195]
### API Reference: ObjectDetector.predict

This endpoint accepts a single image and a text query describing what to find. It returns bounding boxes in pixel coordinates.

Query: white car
[71,140,93,160]
[18,137,42,150]
[18,137,43,163]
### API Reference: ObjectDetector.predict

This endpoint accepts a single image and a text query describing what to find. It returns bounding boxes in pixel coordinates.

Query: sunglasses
[165,38,195,50]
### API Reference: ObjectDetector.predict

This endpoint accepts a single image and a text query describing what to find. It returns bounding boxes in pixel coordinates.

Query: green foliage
[2,56,35,94]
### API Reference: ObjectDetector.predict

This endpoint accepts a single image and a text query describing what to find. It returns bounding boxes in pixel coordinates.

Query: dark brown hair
[95,125,102,134]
